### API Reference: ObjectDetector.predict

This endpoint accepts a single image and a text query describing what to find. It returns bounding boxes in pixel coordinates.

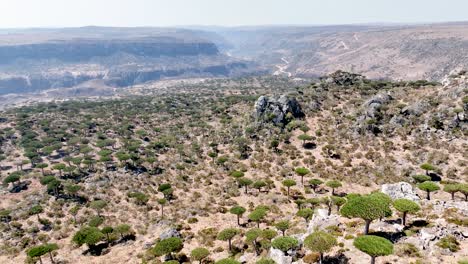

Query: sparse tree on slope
[304,231,337,264]
[294,167,310,185]
[271,236,298,255]
[230,206,246,226]
[418,181,440,200]
[393,198,420,226]
[326,180,342,195]
[275,220,290,236]
[217,228,239,252]
[444,183,460,201]
[354,235,393,264]
[340,195,390,235]
[282,179,296,197]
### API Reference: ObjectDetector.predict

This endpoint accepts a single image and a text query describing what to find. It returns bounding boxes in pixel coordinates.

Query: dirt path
[273,57,293,77]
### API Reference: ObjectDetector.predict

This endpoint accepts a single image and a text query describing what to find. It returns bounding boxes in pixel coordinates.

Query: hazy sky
[1,0,468,28]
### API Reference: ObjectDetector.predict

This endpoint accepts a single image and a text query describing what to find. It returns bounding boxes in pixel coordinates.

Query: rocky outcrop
[322,70,365,86]
[381,182,420,202]
[355,92,392,134]
[269,248,293,264]
[159,228,181,240]
[308,209,341,231]
[403,221,467,251]
[255,95,305,126]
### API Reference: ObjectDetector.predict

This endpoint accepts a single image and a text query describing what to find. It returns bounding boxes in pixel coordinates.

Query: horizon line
[1,20,468,30]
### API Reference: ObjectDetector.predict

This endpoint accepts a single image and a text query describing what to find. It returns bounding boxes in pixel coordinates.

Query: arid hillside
[214,23,468,80]
[0,71,466,264]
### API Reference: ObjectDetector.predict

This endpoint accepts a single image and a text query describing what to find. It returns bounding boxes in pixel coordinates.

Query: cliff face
[0,39,219,64]
[0,32,259,95]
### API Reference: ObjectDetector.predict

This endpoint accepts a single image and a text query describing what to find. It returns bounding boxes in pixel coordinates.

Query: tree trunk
[161,205,164,218]
[282,230,285,236]
[49,251,55,264]
[319,253,324,264]
[237,215,240,226]
[244,186,248,194]
[287,187,290,197]
[451,192,455,201]
[426,191,430,200]
[402,212,407,226]
[332,188,335,195]
[228,239,232,251]
[328,205,332,216]
[364,219,371,235]
[370,256,375,264]
[257,221,260,228]
[38,256,43,264]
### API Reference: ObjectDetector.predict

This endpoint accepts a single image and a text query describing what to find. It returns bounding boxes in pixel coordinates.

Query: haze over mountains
[1,22,468,97]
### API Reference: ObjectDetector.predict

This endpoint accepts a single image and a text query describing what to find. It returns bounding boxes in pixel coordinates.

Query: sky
[1,0,468,28]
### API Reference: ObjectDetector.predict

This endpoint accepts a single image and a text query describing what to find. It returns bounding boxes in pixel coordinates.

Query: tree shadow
[150,167,165,175]
[370,231,406,243]
[0,165,13,171]
[56,194,88,204]
[334,192,347,197]
[428,172,442,182]
[407,219,429,228]
[83,242,110,256]
[384,219,402,225]
[323,253,350,264]
[9,181,30,193]
[303,142,317,149]
[124,163,148,175]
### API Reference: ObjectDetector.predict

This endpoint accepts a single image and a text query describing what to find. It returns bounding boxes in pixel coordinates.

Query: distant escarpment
[0,38,219,64]
[0,35,260,95]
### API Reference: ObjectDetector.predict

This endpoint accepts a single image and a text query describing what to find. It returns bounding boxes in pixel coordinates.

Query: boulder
[355,92,392,134]
[159,228,181,240]
[308,209,341,232]
[381,182,420,202]
[255,95,304,126]
[401,101,430,117]
[269,248,292,264]
[363,93,392,120]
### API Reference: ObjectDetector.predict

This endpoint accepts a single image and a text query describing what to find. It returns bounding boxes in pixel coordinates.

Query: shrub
[152,237,183,257]
[256,258,275,264]
[395,243,421,257]
[215,259,240,264]
[436,235,460,252]
[191,247,210,263]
